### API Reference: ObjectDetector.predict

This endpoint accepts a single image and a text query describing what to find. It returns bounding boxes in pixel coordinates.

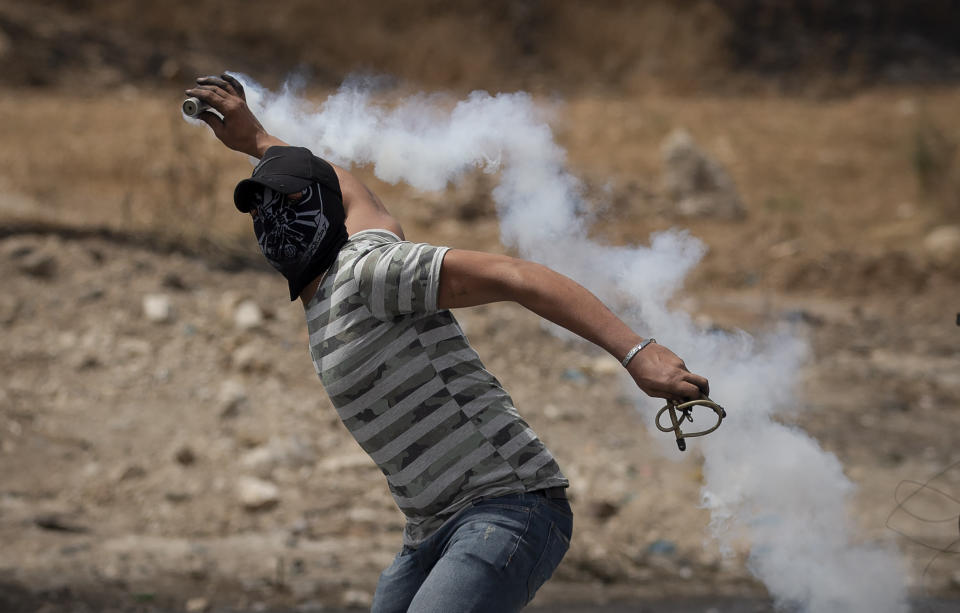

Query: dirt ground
[1,81,959,612]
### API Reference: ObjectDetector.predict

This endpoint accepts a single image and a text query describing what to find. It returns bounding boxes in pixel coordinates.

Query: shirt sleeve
[354,237,450,320]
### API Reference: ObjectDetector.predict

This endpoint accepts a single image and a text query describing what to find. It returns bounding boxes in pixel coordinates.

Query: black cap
[234,146,341,212]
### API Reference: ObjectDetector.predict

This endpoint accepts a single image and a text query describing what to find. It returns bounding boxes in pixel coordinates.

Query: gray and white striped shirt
[304,229,568,546]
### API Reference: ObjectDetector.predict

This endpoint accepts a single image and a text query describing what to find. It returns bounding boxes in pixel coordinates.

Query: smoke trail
[220,74,909,612]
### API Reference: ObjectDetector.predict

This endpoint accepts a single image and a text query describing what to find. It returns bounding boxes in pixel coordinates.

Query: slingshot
[655,396,727,451]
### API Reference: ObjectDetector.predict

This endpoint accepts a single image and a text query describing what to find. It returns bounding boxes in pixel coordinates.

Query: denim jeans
[371,491,574,613]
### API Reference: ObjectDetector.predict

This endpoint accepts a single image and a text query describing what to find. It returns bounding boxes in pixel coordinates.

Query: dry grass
[1,84,958,282]
[911,107,960,217]
[563,87,960,238]
[0,91,254,247]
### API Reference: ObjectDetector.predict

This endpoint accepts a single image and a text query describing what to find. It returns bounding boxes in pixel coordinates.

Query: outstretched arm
[437,250,708,402]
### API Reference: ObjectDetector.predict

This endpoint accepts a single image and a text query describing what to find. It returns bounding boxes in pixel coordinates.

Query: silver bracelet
[621,338,656,367]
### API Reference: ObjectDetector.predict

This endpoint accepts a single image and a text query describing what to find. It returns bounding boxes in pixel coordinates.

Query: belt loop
[533,486,567,500]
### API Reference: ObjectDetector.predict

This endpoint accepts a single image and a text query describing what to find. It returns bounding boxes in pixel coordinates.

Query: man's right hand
[185,73,285,157]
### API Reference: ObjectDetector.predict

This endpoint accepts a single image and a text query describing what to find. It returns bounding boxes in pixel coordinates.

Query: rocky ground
[0,213,957,611]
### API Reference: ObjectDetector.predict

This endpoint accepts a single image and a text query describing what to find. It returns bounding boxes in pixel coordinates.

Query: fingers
[684,372,710,397]
[642,378,702,403]
[221,73,246,100]
[195,110,224,136]
[653,380,700,402]
[186,73,247,120]
[189,84,228,100]
[196,75,245,101]
[195,74,245,100]
[184,85,234,117]
[196,75,234,93]
[676,381,702,401]
[184,87,223,111]
[648,371,707,402]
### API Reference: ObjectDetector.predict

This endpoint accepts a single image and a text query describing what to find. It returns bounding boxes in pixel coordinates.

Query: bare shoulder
[328,162,405,239]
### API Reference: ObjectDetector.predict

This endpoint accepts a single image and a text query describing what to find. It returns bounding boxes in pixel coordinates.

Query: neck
[299,275,324,307]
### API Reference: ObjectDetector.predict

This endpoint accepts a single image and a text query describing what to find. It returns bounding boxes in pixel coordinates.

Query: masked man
[185,74,709,613]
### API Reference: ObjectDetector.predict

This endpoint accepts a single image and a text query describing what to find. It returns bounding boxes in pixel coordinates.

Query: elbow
[508,258,546,306]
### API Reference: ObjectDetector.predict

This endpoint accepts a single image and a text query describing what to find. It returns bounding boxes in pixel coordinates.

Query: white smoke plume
[220,74,909,612]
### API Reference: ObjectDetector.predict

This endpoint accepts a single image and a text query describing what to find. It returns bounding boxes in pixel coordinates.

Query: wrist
[621,338,656,367]
[253,133,286,158]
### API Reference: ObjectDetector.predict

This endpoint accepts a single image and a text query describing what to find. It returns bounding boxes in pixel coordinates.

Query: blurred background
[1,1,958,611]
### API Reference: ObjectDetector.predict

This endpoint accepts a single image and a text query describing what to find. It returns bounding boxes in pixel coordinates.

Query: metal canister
[182,97,210,117]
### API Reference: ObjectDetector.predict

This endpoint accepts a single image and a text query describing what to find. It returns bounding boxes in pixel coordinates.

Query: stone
[79,287,104,302]
[240,446,276,478]
[560,368,589,384]
[346,507,381,523]
[275,435,318,467]
[342,589,372,608]
[161,272,189,291]
[318,453,373,472]
[542,403,579,422]
[922,225,960,265]
[34,513,88,533]
[232,341,270,373]
[237,476,280,511]
[217,291,242,322]
[69,351,101,371]
[768,240,800,259]
[117,464,147,481]
[142,294,174,323]
[585,500,620,521]
[218,379,248,418]
[16,249,57,278]
[646,539,677,556]
[186,555,210,581]
[583,357,620,377]
[175,445,197,466]
[241,437,317,479]
[184,597,210,612]
[234,300,264,330]
[0,295,21,325]
[661,129,745,220]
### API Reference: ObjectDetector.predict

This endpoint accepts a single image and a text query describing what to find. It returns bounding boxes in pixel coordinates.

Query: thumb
[197,111,224,137]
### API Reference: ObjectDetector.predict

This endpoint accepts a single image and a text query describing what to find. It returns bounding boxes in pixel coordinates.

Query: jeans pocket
[525,522,571,603]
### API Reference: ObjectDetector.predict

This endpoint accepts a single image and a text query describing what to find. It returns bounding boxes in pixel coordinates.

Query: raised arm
[437,250,709,402]
[185,74,404,238]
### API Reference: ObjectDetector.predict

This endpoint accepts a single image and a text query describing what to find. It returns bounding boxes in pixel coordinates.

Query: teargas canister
[182,97,210,117]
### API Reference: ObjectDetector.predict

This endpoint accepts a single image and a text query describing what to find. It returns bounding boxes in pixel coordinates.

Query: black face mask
[250,181,348,300]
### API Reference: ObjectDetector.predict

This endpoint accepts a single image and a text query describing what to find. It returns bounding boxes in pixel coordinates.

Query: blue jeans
[371,491,574,613]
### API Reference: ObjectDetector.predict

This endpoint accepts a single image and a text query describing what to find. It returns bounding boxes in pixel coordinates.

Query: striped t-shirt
[304,229,568,546]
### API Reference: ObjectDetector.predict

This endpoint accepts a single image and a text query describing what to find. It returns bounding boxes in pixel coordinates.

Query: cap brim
[233,175,314,212]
